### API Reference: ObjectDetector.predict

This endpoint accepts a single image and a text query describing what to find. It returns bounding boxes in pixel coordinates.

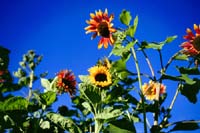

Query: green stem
[136,42,155,78]
[163,50,183,73]
[27,70,34,101]
[160,84,181,128]
[131,47,147,133]
[154,83,161,126]
[94,119,102,133]
[158,50,164,71]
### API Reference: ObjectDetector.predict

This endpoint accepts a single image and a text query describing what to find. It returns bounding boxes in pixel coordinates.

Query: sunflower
[88,66,112,87]
[97,57,112,69]
[142,81,166,101]
[85,9,116,49]
[0,70,12,83]
[180,24,200,56]
[56,70,76,96]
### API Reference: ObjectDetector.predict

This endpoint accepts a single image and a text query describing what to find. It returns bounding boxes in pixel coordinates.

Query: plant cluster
[0,9,200,133]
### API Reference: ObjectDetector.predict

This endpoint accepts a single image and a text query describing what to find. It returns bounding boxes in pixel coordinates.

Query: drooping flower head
[97,57,112,69]
[180,24,200,56]
[88,66,112,87]
[0,70,12,83]
[56,70,76,96]
[142,81,166,101]
[85,9,116,49]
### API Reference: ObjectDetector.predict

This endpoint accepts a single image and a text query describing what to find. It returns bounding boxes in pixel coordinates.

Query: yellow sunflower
[85,9,116,49]
[180,24,200,56]
[88,66,112,87]
[142,81,166,101]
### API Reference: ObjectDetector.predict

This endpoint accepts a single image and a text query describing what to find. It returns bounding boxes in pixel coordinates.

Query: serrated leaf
[47,112,82,133]
[106,118,136,133]
[0,97,28,111]
[40,91,56,106]
[95,107,122,120]
[120,10,132,26]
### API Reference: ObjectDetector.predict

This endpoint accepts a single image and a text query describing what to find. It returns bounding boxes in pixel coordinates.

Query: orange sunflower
[85,9,116,49]
[142,81,166,101]
[56,70,76,96]
[180,24,200,56]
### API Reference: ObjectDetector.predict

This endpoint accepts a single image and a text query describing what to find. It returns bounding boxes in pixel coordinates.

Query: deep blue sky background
[1,0,200,132]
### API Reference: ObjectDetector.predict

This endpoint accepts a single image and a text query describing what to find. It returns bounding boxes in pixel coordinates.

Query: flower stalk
[27,70,34,101]
[131,47,147,133]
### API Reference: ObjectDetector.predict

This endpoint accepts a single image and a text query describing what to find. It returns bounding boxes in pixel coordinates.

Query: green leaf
[126,16,138,37]
[40,91,56,106]
[113,31,126,45]
[41,78,50,90]
[165,35,177,43]
[112,40,136,57]
[106,118,136,133]
[161,74,196,85]
[95,107,122,120]
[40,120,50,129]
[177,67,200,75]
[180,79,200,103]
[112,58,130,79]
[174,54,189,61]
[47,112,82,133]
[180,74,196,85]
[141,42,163,50]
[140,35,177,50]
[0,97,28,111]
[79,84,101,105]
[119,10,132,26]
[78,75,90,83]
[82,102,92,112]
[169,120,200,132]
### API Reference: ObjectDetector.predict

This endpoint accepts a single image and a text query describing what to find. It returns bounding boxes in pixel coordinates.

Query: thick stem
[27,70,34,100]
[131,47,147,133]
[94,119,102,133]
[154,83,161,126]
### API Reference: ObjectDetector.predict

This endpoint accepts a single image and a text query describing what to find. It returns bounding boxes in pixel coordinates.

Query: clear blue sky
[1,0,200,132]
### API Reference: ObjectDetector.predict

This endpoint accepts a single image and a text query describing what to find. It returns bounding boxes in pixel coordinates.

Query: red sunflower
[85,9,116,49]
[56,70,76,96]
[180,24,200,56]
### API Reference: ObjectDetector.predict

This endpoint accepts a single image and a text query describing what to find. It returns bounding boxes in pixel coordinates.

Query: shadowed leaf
[180,79,200,103]
[169,120,200,132]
